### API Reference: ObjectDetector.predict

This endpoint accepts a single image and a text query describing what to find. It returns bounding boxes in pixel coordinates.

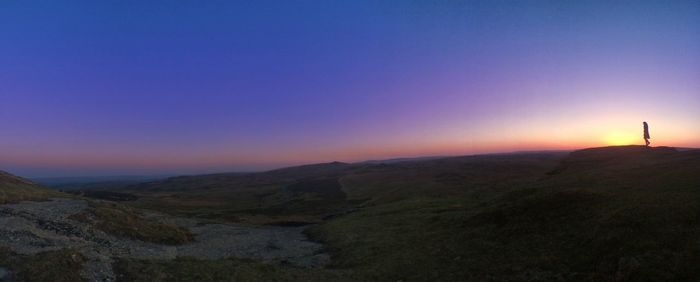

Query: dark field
[2,146,700,281]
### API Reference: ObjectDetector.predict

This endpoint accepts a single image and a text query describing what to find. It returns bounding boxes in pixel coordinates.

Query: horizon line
[19,145,697,180]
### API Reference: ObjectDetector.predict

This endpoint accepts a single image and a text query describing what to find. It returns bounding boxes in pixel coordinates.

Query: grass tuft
[0,248,86,282]
[70,201,194,245]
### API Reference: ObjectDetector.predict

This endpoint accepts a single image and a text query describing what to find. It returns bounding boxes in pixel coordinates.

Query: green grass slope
[69,201,194,245]
[121,162,358,224]
[0,248,86,282]
[0,171,62,204]
[99,146,700,281]
[310,146,700,281]
[119,154,567,225]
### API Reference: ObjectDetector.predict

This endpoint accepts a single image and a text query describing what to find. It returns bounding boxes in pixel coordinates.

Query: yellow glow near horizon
[603,132,639,146]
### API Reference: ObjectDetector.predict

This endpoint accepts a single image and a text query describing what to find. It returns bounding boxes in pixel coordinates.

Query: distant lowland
[32,175,171,190]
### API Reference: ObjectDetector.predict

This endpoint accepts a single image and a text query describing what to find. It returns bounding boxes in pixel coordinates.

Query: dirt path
[0,198,329,281]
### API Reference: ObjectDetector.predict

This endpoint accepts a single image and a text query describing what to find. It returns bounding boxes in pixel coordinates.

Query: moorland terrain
[1,145,700,281]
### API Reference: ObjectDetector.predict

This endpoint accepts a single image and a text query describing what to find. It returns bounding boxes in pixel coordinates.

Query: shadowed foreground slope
[310,146,700,281]
[69,146,700,281]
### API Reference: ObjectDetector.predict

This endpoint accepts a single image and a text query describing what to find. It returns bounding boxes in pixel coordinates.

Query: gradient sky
[1,0,699,177]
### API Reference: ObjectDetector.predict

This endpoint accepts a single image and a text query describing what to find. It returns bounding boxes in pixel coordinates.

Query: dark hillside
[310,146,700,281]
[119,162,358,224]
[340,152,568,204]
[0,171,63,204]
[87,147,700,280]
[130,162,352,193]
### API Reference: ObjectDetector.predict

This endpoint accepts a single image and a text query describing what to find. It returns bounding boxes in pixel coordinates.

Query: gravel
[0,267,7,280]
[0,198,329,282]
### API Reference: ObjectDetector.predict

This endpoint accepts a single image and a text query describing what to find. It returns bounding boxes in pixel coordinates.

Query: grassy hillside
[120,162,358,224]
[0,171,62,204]
[70,201,194,245]
[118,154,566,225]
[106,146,700,281]
[0,248,86,282]
[310,146,700,281]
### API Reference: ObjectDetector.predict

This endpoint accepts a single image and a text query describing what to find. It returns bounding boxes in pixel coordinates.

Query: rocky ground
[0,198,329,281]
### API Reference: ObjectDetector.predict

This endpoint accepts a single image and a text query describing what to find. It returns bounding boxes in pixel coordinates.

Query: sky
[1,0,699,177]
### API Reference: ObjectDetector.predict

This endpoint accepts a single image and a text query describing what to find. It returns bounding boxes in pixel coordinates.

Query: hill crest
[0,170,39,186]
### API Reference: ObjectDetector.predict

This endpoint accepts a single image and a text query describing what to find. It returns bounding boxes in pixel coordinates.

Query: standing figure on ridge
[643,121,651,147]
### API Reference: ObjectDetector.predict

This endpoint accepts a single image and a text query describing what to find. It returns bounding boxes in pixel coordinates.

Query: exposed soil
[0,198,329,281]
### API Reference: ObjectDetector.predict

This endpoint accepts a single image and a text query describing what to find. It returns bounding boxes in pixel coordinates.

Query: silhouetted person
[643,121,651,147]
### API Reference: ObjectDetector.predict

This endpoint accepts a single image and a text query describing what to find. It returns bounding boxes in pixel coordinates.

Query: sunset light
[1,1,699,280]
[0,1,698,178]
[603,132,639,146]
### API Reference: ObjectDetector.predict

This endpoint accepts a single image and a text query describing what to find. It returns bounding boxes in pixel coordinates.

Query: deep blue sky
[1,1,699,177]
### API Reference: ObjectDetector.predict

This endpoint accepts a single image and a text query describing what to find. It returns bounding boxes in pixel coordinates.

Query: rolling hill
[97,146,700,281]
[116,152,566,225]
[21,146,700,281]
[0,171,62,204]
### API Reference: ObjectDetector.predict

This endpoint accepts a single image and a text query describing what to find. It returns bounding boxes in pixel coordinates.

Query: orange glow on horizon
[602,132,640,146]
[2,118,698,172]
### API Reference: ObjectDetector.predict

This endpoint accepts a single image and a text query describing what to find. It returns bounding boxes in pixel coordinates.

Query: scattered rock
[0,198,330,282]
[0,267,8,280]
